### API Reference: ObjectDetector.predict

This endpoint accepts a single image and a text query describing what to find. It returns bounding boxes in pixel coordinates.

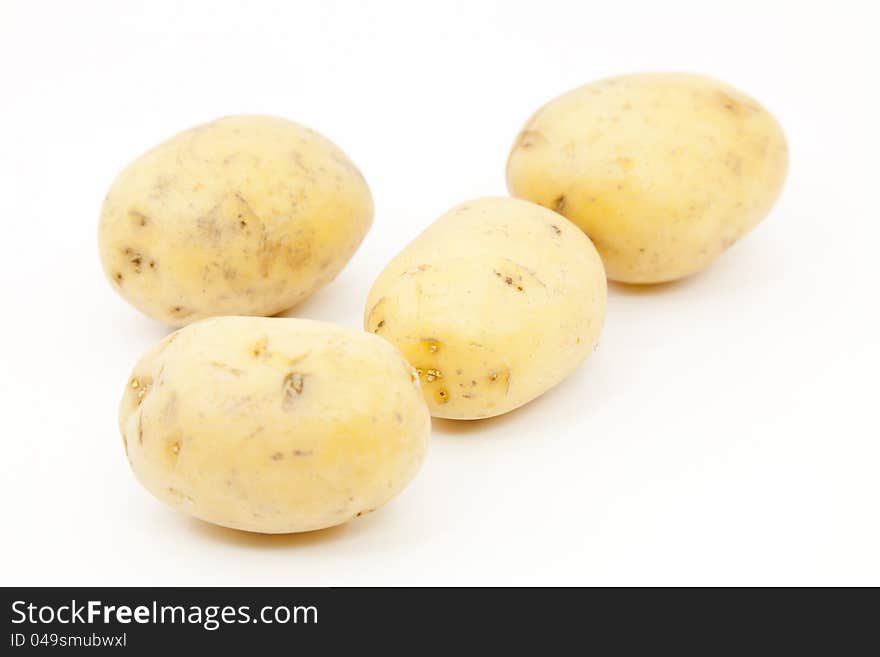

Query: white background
[2,0,878,586]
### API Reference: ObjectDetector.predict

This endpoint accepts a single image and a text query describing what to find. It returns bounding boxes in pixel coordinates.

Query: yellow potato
[364,197,606,420]
[99,115,372,326]
[119,317,429,533]
[506,73,788,283]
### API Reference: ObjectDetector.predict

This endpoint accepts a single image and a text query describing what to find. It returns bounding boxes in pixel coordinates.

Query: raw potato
[364,197,606,420]
[99,115,373,326]
[119,317,429,533]
[506,73,788,283]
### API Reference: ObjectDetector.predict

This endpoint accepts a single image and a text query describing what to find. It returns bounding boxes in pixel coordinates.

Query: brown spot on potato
[487,367,512,394]
[210,361,243,376]
[293,449,313,457]
[282,372,305,408]
[167,487,193,504]
[494,269,526,292]
[129,210,149,227]
[436,389,449,404]
[167,439,181,462]
[718,92,739,113]
[251,337,268,358]
[270,452,284,461]
[114,272,123,284]
[554,195,567,213]
[550,224,562,236]
[516,129,547,149]
[169,306,192,318]
[423,368,442,383]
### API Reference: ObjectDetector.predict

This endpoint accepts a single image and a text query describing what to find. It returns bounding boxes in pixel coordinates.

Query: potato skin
[99,115,373,326]
[364,197,606,420]
[119,317,429,533]
[506,73,788,283]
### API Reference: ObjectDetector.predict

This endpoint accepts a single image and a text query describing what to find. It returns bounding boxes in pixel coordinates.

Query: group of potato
[101,73,787,534]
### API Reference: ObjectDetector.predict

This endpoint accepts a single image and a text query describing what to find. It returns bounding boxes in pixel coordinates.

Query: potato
[506,73,788,283]
[99,115,372,326]
[119,317,429,533]
[364,197,606,420]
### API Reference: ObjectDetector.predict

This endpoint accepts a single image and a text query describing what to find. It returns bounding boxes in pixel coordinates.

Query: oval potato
[119,317,429,533]
[507,73,788,283]
[99,115,373,326]
[364,197,606,420]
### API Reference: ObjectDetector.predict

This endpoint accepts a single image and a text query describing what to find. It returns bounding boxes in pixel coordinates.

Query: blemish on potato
[282,372,305,407]
[114,272,123,284]
[293,449,313,457]
[130,377,151,405]
[718,91,741,114]
[421,338,440,353]
[167,487,193,504]
[270,452,284,461]
[423,368,442,383]
[516,130,547,149]
[165,438,181,464]
[487,368,511,394]
[435,389,449,404]
[553,195,567,213]
[251,337,268,358]
[129,210,149,227]
[169,306,192,319]
[210,361,243,376]
[550,224,562,236]
[493,269,526,292]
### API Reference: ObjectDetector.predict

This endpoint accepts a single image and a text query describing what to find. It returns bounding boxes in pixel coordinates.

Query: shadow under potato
[182,510,378,548]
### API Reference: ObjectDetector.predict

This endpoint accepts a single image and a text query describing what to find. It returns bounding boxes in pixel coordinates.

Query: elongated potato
[99,115,372,326]
[507,73,788,283]
[364,197,606,420]
[119,317,429,533]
